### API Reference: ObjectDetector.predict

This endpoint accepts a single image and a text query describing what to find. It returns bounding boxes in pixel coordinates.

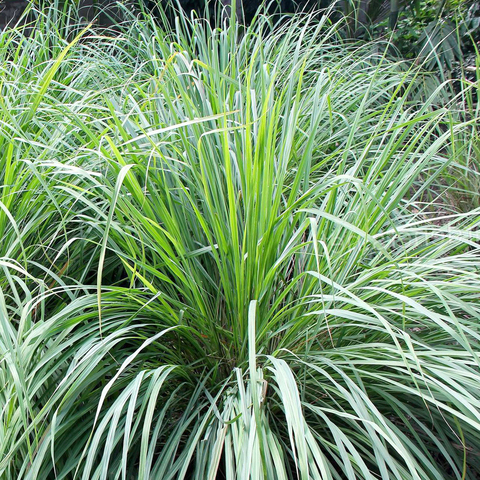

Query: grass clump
[0,4,479,479]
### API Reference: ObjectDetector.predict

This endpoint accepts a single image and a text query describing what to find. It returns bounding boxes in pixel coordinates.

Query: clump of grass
[1,4,480,480]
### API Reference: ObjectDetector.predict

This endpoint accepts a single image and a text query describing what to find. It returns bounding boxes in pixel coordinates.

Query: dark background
[0,0,323,30]
[0,0,29,30]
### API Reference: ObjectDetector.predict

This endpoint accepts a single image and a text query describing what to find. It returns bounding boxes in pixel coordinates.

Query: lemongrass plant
[0,3,480,479]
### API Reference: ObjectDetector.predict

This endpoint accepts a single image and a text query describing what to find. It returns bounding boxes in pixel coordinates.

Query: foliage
[0,4,480,479]
[370,0,480,70]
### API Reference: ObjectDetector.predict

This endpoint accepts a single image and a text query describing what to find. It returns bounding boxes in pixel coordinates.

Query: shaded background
[0,0,324,30]
[0,0,29,30]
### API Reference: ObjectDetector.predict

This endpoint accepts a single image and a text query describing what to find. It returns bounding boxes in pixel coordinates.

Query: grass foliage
[0,3,480,479]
